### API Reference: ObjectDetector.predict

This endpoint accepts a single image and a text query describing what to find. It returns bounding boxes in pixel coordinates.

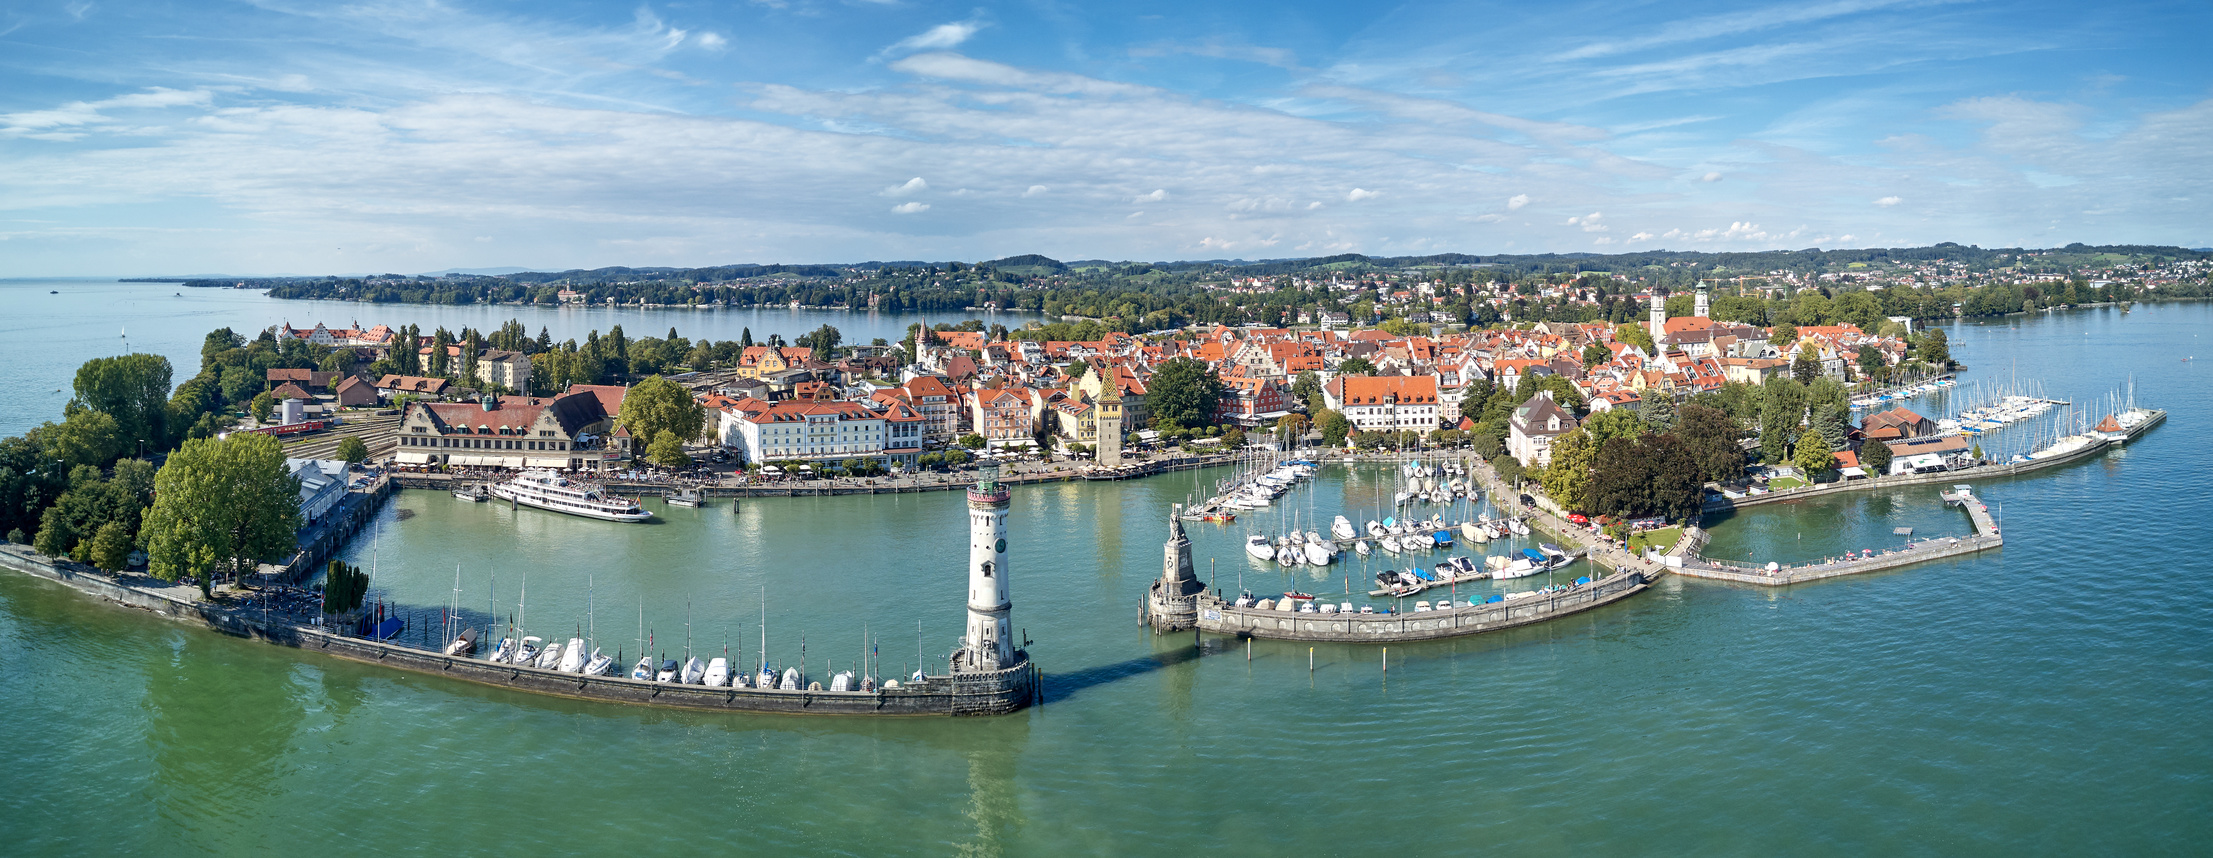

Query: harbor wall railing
[1194,568,1648,643]
[1704,431,2119,513]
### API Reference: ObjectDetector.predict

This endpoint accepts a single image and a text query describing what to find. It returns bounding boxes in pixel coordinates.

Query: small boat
[1431,530,1454,548]
[1275,544,1299,566]
[513,636,542,666]
[1303,541,1331,566]
[1200,513,1236,522]
[1305,530,1332,553]
[681,656,706,685]
[1332,516,1356,540]
[453,484,487,502]
[1507,519,1531,536]
[1283,590,1316,601]
[758,666,778,688]
[1493,557,1542,580]
[666,489,703,508]
[444,627,479,656]
[583,648,613,676]
[779,667,801,690]
[831,671,854,691]
[704,657,731,687]
[1366,520,1387,537]
[632,655,654,680]
[557,637,587,673]
[1379,535,1401,554]
[534,639,566,670]
[1353,539,1371,558]
[488,637,517,664]
[1245,534,1276,561]
[655,659,681,683]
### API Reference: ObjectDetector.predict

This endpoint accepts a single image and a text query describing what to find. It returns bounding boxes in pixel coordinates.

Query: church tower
[1146,504,1203,632]
[1694,282,1710,320]
[1095,383,1124,468]
[959,461,1015,672]
[1648,292,1667,342]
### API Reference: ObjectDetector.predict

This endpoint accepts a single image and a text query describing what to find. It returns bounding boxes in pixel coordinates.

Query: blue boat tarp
[372,617,405,641]
[1383,517,1397,527]
[1484,595,1504,604]
[1432,532,1453,545]
[1523,548,1549,564]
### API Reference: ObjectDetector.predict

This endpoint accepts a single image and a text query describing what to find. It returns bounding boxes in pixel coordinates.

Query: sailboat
[558,636,587,672]
[583,648,613,676]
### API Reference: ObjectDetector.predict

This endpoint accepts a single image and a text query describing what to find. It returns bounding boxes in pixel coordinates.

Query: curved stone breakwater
[1191,569,1649,643]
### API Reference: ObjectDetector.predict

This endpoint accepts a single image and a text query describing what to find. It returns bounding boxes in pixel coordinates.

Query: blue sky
[1,0,2208,275]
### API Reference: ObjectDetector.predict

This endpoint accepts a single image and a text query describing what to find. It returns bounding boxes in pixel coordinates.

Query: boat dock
[1673,487,2001,586]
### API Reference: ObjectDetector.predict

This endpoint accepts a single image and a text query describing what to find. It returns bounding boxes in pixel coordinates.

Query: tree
[1316,409,1350,447]
[251,392,275,423]
[1918,328,1952,367]
[1793,431,1836,479]
[798,324,843,361]
[1861,438,1894,476]
[318,348,354,378]
[334,436,369,465]
[41,408,125,468]
[1491,454,1525,486]
[1275,414,1309,447]
[1337,357,1377,376]
[1585,437,1648,518]
[1145,357,1223,430]
[323,559,369,615]
[88,521,133,572]
[142,433,301,596]
[1580,410,1646,448]
[201,328,244,365]
[646,430,690,469]
[1539,428,1593,511]
[1290,371,1322,408]
[959,434,987,450]
[1771,322,1798,348]
[1222,427,1247,449]
[72,353,173,451]
[1581,342,1611,369]
[1791,347,1822,384]
[1615,323,1655,354]
[1856,344,1888,382]
[1676,404,1744,482]
[1643,434,1707,523]
[616,375,706,445]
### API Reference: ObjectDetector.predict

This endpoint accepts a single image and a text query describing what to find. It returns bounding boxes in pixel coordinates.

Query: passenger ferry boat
[488,470,653,522]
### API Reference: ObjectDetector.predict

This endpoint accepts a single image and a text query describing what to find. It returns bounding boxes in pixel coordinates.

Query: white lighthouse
[959,461,1015,671]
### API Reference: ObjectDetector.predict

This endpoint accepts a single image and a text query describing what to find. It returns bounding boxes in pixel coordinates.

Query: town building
[1322,374,1443,433]
[1508,391,1579,467]
[393,386,629,470]
[287,458,350,523]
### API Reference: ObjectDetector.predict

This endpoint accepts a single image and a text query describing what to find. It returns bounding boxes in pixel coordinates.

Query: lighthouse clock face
[994,538,1006,554]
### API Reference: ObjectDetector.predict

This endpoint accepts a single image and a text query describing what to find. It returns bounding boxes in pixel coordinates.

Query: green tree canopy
[959,434,987,450]
[1145,357,1224,429]
[1793,431,1836,479]
[1791,347,1822,384]
[1316,409,1350,447]
[1290,371,1322,408]
[1614,323,1655,354]
[1676,403,1745,483]
[645,430,691,469]
[143,433,301,596]
[1860,438,1894,476]
[616,375,706,445]
[334,436,370,465]
[1539,428,1594,512]
[73,353,173,450]
[1336,357,1377,376]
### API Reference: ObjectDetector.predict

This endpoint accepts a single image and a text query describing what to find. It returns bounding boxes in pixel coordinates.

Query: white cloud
[883,177,929,196]
[1593,236,1615,245]
[696,32,727,51]
[880,20,985,59]
[0,87,211,139]
[1701,172,1724,182]
[1507,194,1530,210]
[1308,201,1324,210]
[1874,195,1902,206]
[1567,211,1608,232]
[1135,189,1167,203]
[1630,231,1656,241]
[891,202,930,214]
[1347,187,1380,201]
[1022,185,1048,197]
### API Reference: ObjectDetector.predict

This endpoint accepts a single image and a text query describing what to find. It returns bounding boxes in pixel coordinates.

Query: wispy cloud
[878,18,987,60]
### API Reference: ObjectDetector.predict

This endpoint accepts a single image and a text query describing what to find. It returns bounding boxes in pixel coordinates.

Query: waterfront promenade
[1675,488,2002,586]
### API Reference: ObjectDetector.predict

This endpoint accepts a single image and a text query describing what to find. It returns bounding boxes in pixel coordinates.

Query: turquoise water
[2,303,2209,854]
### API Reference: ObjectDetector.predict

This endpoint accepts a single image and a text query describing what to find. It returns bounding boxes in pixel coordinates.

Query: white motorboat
[666,489,702,508]
[779,667,801,690]
[704,657,730,687]
[1366,520,1387,538]
[489,470,653,523]
[1276,544,1299,566]
[1353,539,1371,558]
[631,654,654,680]
[1507,518,1531,536]
[1303,542,1331,566]
[1493,558,1542,580]
[534,639,565,670]
[1305,530,1331,552]
[830,671,854,691]
[1332,516,1356,541]
[583,648,613,676]
[1462,521,1489,543]
[488,637,517,664]
[1388,520,1410,536]
[558,637,587,673]
[1394,490,1413,506]
[1379,535,1402,554]
[655,659,680,682]
[758,667,778,688]
[513,636,542,666]
[1245,534,1276,561]
[681,656,706,685]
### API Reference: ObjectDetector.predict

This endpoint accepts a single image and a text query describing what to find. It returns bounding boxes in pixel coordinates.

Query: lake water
[1,299,2208,854]
[0,277,1035,439]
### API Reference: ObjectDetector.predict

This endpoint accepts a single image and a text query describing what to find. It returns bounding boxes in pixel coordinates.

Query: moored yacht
[490,470,652,523]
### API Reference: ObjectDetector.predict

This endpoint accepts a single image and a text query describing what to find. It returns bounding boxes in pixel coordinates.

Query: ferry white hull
[490,483,654,522]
